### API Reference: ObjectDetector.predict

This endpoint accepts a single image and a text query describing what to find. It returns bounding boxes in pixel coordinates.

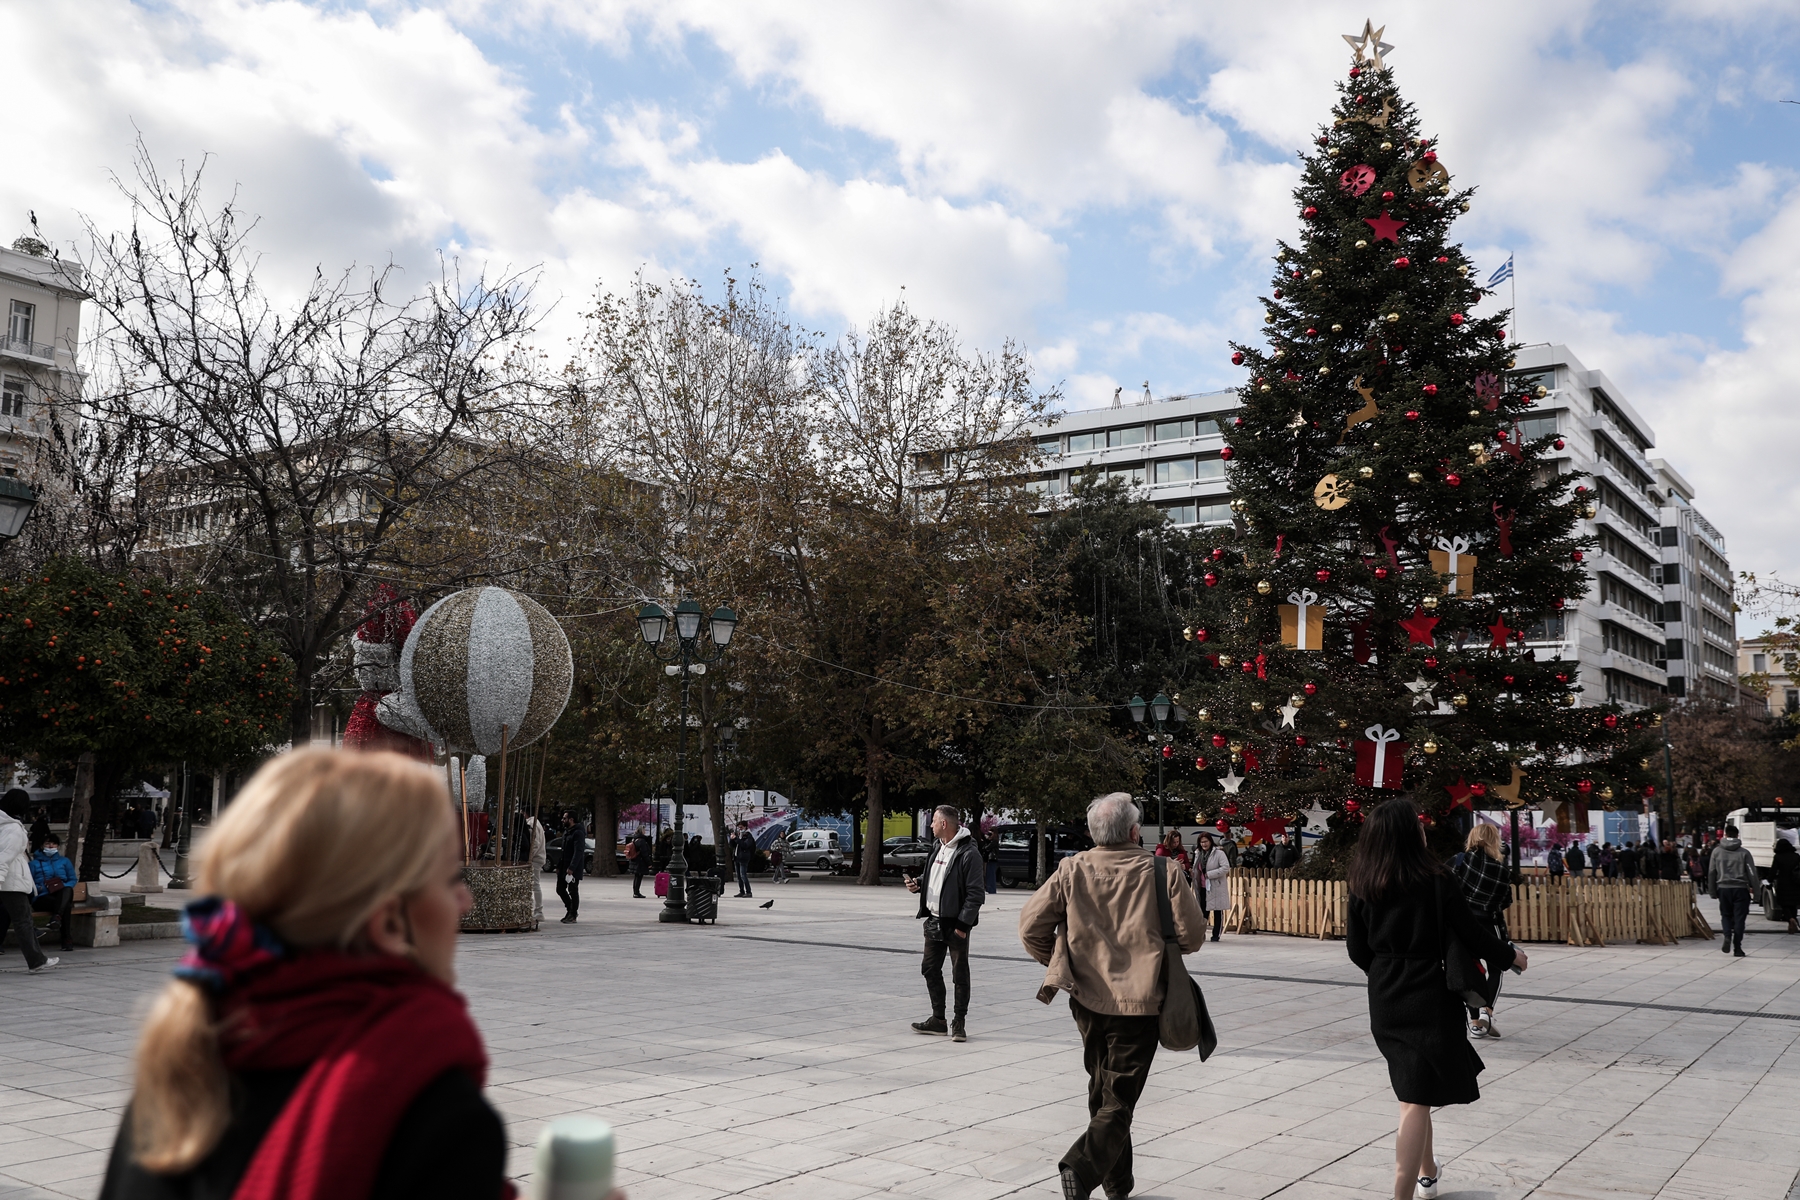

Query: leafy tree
[0,558,291,877]
[1190,46,1662,874]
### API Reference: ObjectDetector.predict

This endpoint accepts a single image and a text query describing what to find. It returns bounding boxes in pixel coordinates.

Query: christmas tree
[1183,25,1664,872]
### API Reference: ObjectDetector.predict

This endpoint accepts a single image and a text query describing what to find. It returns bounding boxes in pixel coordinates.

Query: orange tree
[0,557,292,876]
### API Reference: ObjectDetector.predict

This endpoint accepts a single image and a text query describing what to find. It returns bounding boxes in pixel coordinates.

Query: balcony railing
[0,333,55,362]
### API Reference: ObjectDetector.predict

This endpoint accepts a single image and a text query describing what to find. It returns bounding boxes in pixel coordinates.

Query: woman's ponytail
[131,980,230,1173]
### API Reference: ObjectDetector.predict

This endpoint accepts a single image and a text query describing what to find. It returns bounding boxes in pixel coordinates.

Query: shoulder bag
[1152,856,1218,1060]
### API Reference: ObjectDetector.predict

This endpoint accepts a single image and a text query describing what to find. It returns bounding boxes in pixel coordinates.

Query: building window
[0,377,23,417]
[1602,621,1662,665]
[1103,463,1144,485]
[1025,475,1063,498]
[1523,614,1566,641]
[7,300,34,345]
[1035,436,1061,455]
[1787,689,1799,714]
[1153,457,1196,484]
[1659,526,1679,547]
[1660,562,1680,585]
[1153,419,1195,441]
[1517,415,1559,442]
[1066,431,1102,453]
[1159,501,1197,525]
[1665,639,1684,660]
[1661,600,1682,622]
[1107,426,1146,448]
[1599,573,1660,623]
[1509,369,1555,393]
[1195,455,1226,482]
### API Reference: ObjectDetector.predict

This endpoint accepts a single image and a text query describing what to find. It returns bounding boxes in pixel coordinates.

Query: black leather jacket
[915,833,986,935]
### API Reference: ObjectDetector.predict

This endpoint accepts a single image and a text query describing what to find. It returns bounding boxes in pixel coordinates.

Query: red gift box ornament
[1355,724,1408,789]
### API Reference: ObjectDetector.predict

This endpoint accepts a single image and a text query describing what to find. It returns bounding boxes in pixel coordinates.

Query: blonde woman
[1450,823,1515,1039]
[99,749,519,1200]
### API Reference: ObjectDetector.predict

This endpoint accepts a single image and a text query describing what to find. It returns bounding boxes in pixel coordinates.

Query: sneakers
[560,914,576,924]
[1417,1174,1440,1199]
[29,957,59,974]
[1059,1166,1088,1200]
[1733,945,1746,957]
[1468,1021,1488,1039]
[910,1016,948,1036]
[1721,941,1731,954]
[1483,1011,1501,1040]
[950,1019,966,1043]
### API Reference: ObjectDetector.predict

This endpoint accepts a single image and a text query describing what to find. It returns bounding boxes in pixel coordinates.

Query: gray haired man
[905,805,985,1042]
[1021,792,1206,1200]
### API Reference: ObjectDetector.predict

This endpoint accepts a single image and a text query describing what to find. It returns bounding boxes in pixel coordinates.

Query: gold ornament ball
[1599,786,1615,801]
[1182,626,1193,641]
[1421,595,1439,611]
[1310,268,1323,279]
[1355,239,1368,249]
[1423,739,1438,754]
[1228,740,1245,753]
[1561,694,1578,707]
[1535,385,1549,398]
[1337,718,1350,729]
[1196,707,1211,722]
[1468,408,1482,419]
[1456,266,1468,276]
[1330,323,1343,332]
[1329,147,1341,157]
[1256,579,1272,595]
[1639,757,1651,770]
[1468,442,1485,456]
[1260,384,1272,393]
[1460,201,1471,212]
[1380,141,1393,150]
[1451,693,1469,709]
[1407,470,1423,484]
[1289,694,1306,707]
[1265,312,1276,324]
[1274,349,1286,358]
[1386,312,1400,323]
[1359,465,1374,479]
[1318,366,1330,375]
[1583,503,1598,519]
[1250,700,1265,713]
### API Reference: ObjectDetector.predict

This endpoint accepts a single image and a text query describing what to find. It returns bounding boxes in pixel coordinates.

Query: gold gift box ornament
[1279,588,1324,651]
[1428,535,1477,596]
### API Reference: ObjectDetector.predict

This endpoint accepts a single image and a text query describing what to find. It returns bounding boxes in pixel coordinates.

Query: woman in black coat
[1774,838,1800,934]
[1347,798,1529,1200]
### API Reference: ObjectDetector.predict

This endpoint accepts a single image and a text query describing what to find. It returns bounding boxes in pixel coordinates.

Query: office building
[1739,636,1798,718]
[0,238,86,480]
[1025,388,1239,527]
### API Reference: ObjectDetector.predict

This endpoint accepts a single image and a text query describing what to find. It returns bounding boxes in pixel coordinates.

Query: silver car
[882,837,932,874]
[783,828,845,871]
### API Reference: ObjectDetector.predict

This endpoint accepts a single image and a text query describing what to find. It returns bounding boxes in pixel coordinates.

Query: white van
[786,828,844,871]
[1723,806,1800,918]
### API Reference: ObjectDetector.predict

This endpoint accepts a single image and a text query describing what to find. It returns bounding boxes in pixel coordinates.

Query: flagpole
[1510,253,1517,344]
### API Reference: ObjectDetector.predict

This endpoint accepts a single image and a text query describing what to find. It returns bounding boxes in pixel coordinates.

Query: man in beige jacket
[1020,792,1206,1200]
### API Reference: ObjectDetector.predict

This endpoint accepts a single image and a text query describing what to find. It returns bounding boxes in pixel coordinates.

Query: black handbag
[1153,856,1218,1060]
[1439,879,1490,1010]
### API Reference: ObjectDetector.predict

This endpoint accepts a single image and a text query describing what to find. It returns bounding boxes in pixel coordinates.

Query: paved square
[3,872,1798,1199]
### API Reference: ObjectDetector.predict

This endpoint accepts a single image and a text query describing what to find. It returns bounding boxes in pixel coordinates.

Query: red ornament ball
[1212,733,1228,749]
[1194,756,1209,770]
[1231,350,1244,365]
[1394,256,1411,268]
[1349,66,1362,77]
[1374,566,1390,580]
[1274,288,1283,298]
[1445,473,1462,487]
[1435,256,1449,263]
[1575,485,1588,495]
[1220,446,1235,460]
[1555,673,1570,683]
[1422,150,1438,162]
[1316,136,1329,147]
[1315,568,1332,582]
[1424,655,1439,669]
[1233,416,1244,426]
[1603,713,1619,729]
[1381,190,1395,201]
[1449,313,1464,326]
[1216,818,1230,833]
[1572,550,1584,562]
[1577,779,1594,795]
[1470,783,1487,797]
[1303,205,1318,218]
[1240,660,1255,674]
[1644,785,1656,798]
[1204,572,1219,587]
[1344,797,1362,813]
[1503,675,1515,685]
[1422,383,1438,395]
[1194,627,1210,642]
[1554,438,1565,450]
[1404,410,1420,421]
[1303,682,1318,695]
[1162,745,1174,759]
[1294,735,1308,747]
[1210,547,1225,561]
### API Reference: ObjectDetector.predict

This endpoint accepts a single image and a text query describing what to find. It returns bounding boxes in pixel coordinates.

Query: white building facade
[1026,388,1239,527]
[0,239,86,482]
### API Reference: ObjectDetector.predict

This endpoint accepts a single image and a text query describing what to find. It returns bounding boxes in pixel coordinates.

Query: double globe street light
[635,599,738,924]
[1128,692,1179,836]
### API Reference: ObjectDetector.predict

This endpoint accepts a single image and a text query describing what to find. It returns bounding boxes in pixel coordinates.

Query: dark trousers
[735,861,752,897]
[984,860,999,894]
[556,872,580,916]
[1204,908,1223,937]
[1464,917,1508,1018]
[631,866,646,896]
[0,891,48,969]
[1061,996,1160,1195]
[1717,886,1751,948]
[921,932,970,1019]
[33,889,73,950]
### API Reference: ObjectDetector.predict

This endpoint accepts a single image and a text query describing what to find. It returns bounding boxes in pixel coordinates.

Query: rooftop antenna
[1111,386,1122,409]
[1141,381,1153,405]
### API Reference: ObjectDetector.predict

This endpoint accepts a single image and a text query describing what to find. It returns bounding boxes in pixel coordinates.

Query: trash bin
[686,874,722,924]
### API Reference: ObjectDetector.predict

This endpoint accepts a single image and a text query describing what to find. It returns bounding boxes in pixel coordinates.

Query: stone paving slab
[2,873,1797,1199]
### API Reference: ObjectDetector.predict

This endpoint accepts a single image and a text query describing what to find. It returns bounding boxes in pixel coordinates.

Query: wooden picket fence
[1223,869,1715,946]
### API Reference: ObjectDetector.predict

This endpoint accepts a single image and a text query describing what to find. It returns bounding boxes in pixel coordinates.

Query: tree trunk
[859,730,885,886]
[592,791,619,876]
[1035,813,1049,886]
[78,760,127,882]
[68,753,97,881]
[289,650,316,747]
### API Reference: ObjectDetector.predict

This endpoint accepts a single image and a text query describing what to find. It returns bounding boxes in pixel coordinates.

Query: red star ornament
[1363,209,1407,243]
[1445,777,1475,810]
[1488,616,1513,648]
[1246,817,1290,846]
[1400,606,1440,646]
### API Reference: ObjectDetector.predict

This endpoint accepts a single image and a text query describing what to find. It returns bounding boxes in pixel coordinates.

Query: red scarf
[217,952,500,1200]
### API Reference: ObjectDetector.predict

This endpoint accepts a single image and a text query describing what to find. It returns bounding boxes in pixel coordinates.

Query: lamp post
[635,599,738,923]
[0,478,38,539]
[1128,692,1177,837]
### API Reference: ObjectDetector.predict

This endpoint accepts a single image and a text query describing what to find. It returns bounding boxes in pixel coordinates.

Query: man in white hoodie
[1708,824,1758,958]
[0,791,57,972]
[905,806,985,1042]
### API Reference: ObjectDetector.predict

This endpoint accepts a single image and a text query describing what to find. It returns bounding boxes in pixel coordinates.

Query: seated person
[30,835,78,952]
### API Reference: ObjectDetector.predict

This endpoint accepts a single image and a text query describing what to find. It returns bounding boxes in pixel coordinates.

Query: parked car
[785,827,845,871]
[881,837,932,874]
[994,824,1094,887]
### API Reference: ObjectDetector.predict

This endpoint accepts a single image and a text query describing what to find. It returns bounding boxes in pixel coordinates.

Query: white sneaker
[1482,1010,1500,1039]
[1417,1173,1440,1199]
[29,957,59,973]
[1468,1021,1488,1039]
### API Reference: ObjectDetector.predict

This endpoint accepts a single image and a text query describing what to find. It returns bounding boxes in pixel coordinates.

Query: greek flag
[1487,255,1514,286]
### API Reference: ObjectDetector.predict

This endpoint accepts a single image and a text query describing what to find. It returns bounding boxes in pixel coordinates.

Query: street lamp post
[0,478,38,539]
[1128,692,1177,837]
[635,599,738,924]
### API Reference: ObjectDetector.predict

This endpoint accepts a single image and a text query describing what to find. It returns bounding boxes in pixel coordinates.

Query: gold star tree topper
[1343,20,1394,70]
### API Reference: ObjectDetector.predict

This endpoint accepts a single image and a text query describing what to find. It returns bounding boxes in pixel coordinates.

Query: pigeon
[759,900,774,909]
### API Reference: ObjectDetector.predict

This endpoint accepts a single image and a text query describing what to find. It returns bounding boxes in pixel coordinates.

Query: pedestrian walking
[1154,829,1189,871]
[29,834,78,952]
[1019,793,1206,1200]
[1547,844,1564,879]
[1450,825,1513,1039]
[1270,832,1300,870]
[982,828,1001,895]
[1192,832,1229,943]
[1698,838,1714,895]
[1564,842,1585,878]
[528,813,547,925]
[1619,841,1640,881]
[1657,840,1681,884]
[1347,798,1526,1200]
[905,806,984,1042]
[555,811,584,923]
[628,828,651,898]
[1709,825,1756,957]
[26,801,52,853]
[770,830,788,884]
[1597,843,1616,878]
[732,821,756,898]
[95,747,529,1200]
[1773,839,1800,934]
[0,791,57,972]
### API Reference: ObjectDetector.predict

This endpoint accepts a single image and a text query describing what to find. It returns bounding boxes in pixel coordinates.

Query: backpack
[624,839,639,861]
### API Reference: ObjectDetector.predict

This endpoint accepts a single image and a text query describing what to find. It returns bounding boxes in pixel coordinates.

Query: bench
[69,884,124,948]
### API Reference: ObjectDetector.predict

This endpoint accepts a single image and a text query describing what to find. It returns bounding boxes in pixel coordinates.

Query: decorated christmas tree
[1182,24,1664,872]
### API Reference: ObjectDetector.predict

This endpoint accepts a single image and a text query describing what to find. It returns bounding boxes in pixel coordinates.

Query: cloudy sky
[6,0,1800,604]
